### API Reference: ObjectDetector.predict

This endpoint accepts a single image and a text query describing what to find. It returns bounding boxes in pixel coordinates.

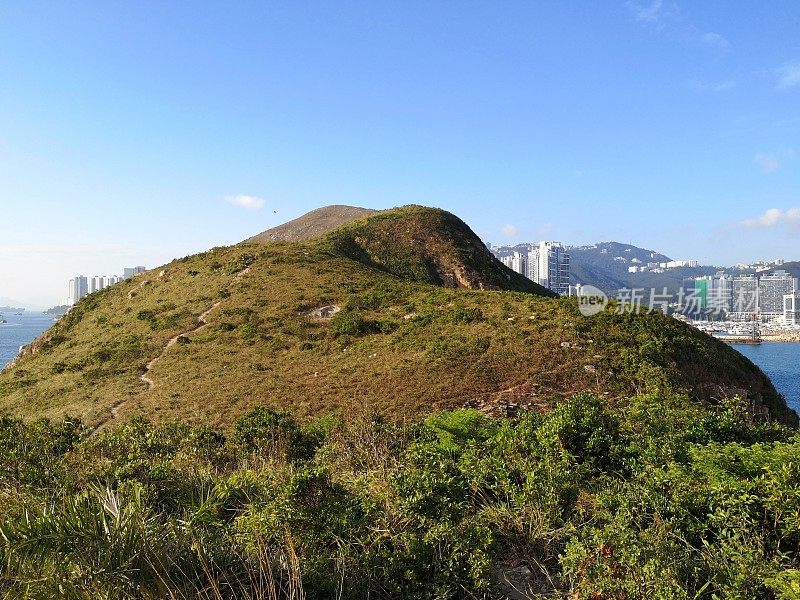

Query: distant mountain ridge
[492,241,718,293]
[770,261,800,280]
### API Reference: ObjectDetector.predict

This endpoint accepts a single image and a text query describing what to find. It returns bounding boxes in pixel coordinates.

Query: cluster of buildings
[733,258,785,272]
[628,259,699,274]
[685,270,799,325]
[495,241,571,295]
[65,266,146,306]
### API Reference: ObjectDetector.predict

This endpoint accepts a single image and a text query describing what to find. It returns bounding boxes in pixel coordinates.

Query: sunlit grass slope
[0,206,794,429]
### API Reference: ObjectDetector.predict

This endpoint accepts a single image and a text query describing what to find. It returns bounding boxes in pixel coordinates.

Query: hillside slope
[247,205,376,243]
[321,206,551,293]
[1,206,794,429]
[768,261,800,279]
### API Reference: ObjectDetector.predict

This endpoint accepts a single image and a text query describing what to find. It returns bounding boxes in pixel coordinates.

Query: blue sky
[1,1,799,306]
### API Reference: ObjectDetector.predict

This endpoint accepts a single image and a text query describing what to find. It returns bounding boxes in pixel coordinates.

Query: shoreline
[716,334,800,344]
[761,334,800,343]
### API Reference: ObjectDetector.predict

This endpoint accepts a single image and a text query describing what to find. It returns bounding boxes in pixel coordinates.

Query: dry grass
[0,206,791,429]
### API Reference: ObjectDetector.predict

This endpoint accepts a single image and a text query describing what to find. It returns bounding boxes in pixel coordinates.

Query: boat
[719,315,762,345]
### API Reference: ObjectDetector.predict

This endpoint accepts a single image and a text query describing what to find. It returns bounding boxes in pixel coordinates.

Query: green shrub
[2,393,800,598]
[329,309,390,337]
[536,393,624,473]
[232,407,319,461]
[423,409,497,452]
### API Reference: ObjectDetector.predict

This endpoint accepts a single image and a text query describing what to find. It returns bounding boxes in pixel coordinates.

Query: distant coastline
[762,332,800,342]
[0,306,25,312]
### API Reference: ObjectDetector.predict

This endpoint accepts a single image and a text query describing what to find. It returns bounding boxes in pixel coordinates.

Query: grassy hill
[246,205,376,243]
[0,205,795,429]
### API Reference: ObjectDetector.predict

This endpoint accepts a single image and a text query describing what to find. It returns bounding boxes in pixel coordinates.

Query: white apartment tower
[501,252,527,277]
[526,249,539,282]
[536,241,571,295]
[123,266,147,279]
[759,271,797,322]
[500,243,570,295]
[785,293,800,326]
[67,276,89,306]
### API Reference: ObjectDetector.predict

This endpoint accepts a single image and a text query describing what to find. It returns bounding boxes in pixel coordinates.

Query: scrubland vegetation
[2,206,798,598]
[2,392,800,599]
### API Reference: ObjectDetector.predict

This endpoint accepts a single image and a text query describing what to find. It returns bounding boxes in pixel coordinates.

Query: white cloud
[500,224,518,237]
[777,62,800,89]
[738,208,800,230]
[225,195,265,210]
[699,32,730,51]
[754,153,781,173]
[688,79,735,92]
[625,2,731,53]
[625,0,664,22]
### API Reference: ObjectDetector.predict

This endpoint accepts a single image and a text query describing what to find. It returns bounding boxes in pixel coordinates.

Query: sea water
[732,342,800,413]
[0,312,54,368]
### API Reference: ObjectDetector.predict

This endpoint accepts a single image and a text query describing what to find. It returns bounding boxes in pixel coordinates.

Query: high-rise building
[67,276,89,306]
[501,252,527,277]
[785,293,800,326]
[69,272,129,305]
[122,266,147,279]
[690,272,733,315]
[688,271,796,322]
[759,271,797,321]
[536,241,570,295]
[729,275,759,320]
[526,248,539,282]
[511,252,526,278]
[498,243,569,295]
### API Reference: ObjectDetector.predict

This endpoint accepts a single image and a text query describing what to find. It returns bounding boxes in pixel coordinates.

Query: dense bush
[1,394,799,598]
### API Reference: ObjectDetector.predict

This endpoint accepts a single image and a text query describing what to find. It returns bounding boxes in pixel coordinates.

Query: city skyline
[4,227,800,310]
[1,2,799,305]
[64,267,146,306]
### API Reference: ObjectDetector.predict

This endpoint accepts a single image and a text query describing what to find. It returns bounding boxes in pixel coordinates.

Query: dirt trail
[97,266,251,429]
[97,301,222,428]
[137,301,221,393]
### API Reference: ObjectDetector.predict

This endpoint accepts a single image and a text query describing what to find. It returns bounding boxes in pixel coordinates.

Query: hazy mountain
[0,297,39,311]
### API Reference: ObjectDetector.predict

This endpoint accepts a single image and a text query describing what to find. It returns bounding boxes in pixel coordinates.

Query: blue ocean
[732,342,800,414]
[0,312,54,368]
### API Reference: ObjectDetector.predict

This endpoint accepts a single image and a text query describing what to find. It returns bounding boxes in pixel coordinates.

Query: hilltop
[246,205,376,243]
[0,205,794,429]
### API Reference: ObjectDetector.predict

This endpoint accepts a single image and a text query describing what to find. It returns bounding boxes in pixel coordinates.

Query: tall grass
[1,396,799,599]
